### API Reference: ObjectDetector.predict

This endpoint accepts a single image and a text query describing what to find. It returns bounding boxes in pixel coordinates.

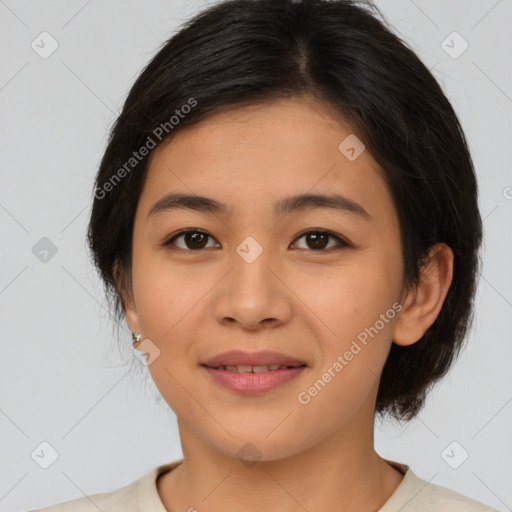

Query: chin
[202,427,306,465]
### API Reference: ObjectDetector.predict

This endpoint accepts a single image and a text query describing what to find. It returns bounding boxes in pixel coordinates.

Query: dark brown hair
[87,0,482,421]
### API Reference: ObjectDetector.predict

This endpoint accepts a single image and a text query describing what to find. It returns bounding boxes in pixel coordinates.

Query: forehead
[155,97,363,167]
[140,97,393,220]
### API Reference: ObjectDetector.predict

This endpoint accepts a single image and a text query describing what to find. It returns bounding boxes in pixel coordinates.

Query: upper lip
[201,350,307,368]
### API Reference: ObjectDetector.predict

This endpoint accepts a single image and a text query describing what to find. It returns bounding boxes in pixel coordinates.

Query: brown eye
[163,230,219,250]
[293,230,349,251]
[163,229,349,252]
[305,232,329,250]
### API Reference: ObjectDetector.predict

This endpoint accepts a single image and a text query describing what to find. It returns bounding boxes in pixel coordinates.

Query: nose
[212,243,293,332]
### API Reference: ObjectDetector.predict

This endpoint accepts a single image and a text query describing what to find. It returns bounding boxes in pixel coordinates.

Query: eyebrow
[147,192,370,220]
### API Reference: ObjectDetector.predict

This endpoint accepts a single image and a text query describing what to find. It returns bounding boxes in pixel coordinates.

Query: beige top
[30,459,499,511]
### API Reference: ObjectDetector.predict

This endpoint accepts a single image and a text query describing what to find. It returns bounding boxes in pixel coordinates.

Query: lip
[200,350,307,395]
[202,366,306,394]
[201,350,307,368]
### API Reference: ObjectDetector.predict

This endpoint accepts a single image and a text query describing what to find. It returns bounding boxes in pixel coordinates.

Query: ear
[393,243,454,346]
[113,260,141,334]
[124,299,142,335]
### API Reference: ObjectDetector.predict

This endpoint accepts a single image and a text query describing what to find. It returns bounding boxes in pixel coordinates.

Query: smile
[202,364,306,394]
[210,364,298,372]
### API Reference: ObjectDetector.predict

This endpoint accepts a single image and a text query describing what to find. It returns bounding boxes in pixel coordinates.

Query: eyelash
[161,228,351,253]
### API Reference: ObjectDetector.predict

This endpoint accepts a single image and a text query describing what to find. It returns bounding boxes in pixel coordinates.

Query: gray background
[1,0,511,510]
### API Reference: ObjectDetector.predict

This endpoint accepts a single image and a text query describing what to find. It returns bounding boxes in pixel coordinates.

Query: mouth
[201,349,307,368]
[200,350,307,394]
[204,364,303,372]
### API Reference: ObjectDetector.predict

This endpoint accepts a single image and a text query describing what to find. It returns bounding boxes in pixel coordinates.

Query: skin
[120,96,453,511]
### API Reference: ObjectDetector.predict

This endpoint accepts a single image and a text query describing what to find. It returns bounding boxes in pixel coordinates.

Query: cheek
[132,247,201,338]
[299,259,399,337]
[296,254,401,390]
[131,259,202,411]
[295,286,398,431]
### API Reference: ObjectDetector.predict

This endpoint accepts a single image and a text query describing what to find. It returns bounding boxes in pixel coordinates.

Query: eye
[162,228,350,252]
[291,229,350,251]
[162,229,220,251]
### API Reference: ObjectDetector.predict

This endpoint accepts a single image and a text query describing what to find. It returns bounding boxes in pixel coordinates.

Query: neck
[157,415,404,511]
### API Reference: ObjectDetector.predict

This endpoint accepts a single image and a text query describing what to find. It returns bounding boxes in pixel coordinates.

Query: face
[124,97,405,462]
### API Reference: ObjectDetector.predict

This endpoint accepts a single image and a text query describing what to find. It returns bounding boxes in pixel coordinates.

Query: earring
[132,332,142,346]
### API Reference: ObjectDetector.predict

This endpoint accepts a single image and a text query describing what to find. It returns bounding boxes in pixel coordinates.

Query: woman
[32,0,498,510]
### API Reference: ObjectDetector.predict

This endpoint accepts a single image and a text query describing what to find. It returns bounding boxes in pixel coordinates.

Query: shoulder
[412,479,500,511]
[27,480,138,512]
[382,460,500,512]
[28,461,182,512]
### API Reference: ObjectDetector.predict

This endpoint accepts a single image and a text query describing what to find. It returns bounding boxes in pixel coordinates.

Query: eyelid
[162,228,352,251]
[162,228,220,250]
[291,229,352,250]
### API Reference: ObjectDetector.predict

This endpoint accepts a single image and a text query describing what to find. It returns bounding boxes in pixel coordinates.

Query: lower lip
[202,365,306,394]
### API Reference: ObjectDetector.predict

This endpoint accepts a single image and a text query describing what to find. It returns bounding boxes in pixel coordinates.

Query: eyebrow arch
[148,192,370,220]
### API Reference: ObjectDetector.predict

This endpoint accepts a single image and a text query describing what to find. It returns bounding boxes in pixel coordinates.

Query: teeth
[217,365,295,372]
[252,365,269,373]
